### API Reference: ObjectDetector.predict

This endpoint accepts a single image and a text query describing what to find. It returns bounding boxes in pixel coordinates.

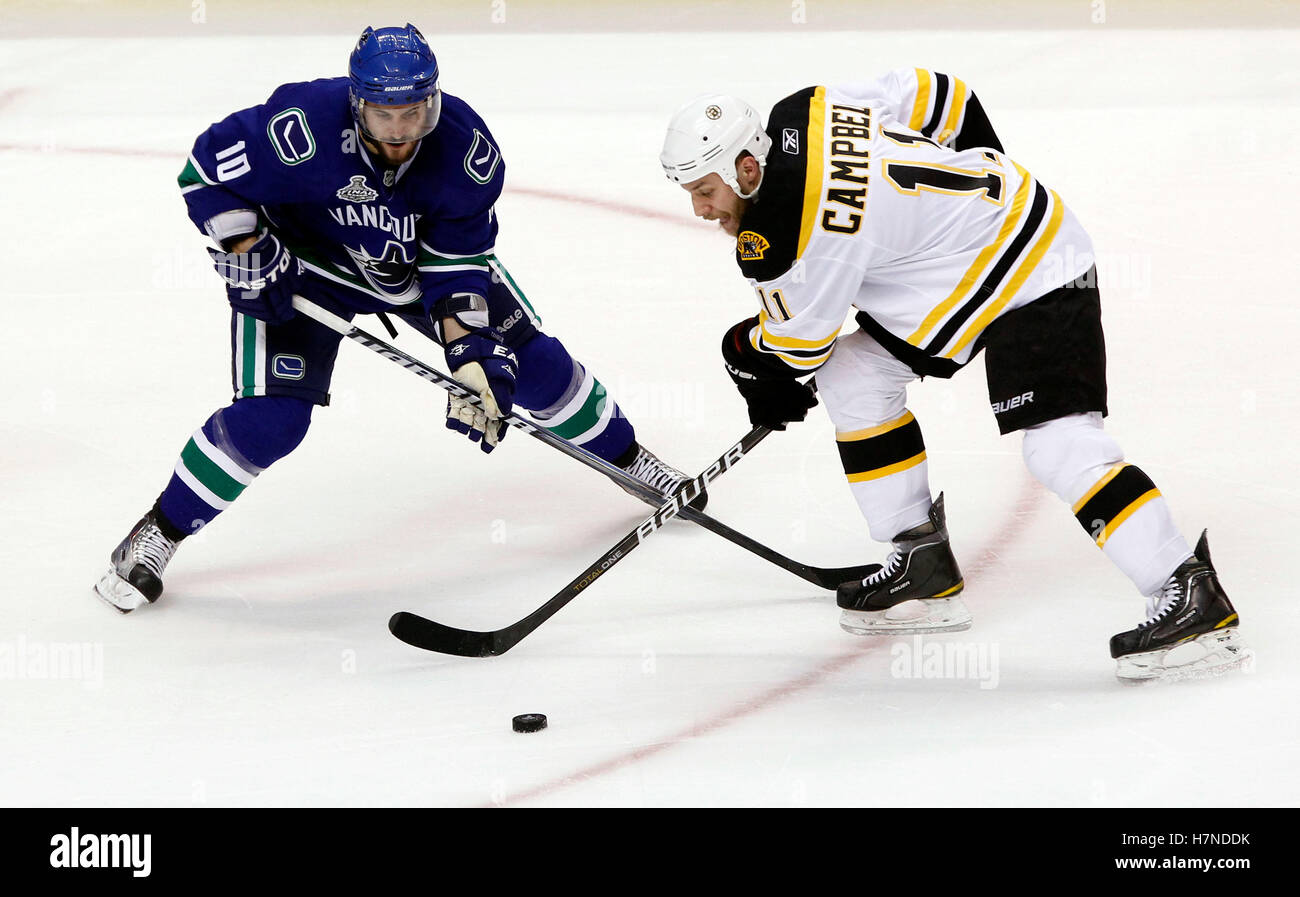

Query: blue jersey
[178,78,505,315]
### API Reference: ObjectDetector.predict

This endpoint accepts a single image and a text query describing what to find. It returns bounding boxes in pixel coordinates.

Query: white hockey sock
[1022,414,1192,595]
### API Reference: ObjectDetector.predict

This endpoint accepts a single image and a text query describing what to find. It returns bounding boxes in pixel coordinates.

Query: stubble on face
[373,141,416,166]
[685,174,745,237]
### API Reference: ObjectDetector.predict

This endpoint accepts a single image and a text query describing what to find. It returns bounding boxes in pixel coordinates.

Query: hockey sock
[836,410,933,541]
[156,396,314,536]
[1022,413,1192,595]
[512,332,634,463]
[1069,463,1193,595]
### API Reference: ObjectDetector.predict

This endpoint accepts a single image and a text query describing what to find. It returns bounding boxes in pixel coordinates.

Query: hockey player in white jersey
[660,70,1248,681]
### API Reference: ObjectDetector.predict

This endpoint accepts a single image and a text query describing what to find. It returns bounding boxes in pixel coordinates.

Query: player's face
[682,173,745,236]
[359,97,438,165]
[362,100,432,143]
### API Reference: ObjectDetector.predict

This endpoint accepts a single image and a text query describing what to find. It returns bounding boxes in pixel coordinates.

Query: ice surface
[1,25,1296,807]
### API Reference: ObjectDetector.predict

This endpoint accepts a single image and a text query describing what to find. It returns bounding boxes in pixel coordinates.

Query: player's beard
[364,137,418,167]
[716,204,749,236]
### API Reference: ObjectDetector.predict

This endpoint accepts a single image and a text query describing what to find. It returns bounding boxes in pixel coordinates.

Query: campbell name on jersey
[177,78,505,314]
[735,70,1094,377]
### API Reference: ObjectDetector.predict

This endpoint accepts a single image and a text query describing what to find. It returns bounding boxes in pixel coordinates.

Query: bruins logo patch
[737,231,770,260]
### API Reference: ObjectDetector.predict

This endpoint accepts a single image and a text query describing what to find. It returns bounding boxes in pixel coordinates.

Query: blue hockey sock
[512,333,635,463]
[156,396,314,536]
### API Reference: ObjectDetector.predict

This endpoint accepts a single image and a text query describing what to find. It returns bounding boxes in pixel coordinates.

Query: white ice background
[1,26,1297,807]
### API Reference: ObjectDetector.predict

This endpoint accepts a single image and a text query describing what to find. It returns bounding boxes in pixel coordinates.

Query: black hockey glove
[722,317,818,431]
[207,229,302,325]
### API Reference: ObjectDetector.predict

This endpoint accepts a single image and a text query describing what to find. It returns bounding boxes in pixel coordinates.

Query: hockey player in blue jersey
[95,24,699,612]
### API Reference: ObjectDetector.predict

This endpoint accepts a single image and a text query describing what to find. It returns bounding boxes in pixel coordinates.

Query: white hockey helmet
[660,94,772,199]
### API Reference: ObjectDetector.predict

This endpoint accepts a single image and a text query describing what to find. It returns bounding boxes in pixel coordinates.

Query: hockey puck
[512,713,547,734]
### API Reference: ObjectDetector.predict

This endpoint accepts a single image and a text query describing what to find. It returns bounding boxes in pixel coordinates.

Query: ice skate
[618,443,708,511]
[837,494,970,635]
[93,510,180,613]
[1110,531,1250,683]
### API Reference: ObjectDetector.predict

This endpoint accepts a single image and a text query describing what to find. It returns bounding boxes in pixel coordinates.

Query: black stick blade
[810,563,883,590]
[388,612,500,657]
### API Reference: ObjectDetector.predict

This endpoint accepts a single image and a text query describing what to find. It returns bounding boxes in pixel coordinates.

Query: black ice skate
[617,443,708,511]
[836,493,970,635]
[93,510,181,613]
[1109,531,1250,682]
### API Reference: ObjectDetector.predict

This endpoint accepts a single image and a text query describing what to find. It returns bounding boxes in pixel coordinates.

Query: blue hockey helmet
[348,24,442,144]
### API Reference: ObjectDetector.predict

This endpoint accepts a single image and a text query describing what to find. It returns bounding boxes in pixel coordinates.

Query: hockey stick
[388,426,769,656]
[291,295,878,590]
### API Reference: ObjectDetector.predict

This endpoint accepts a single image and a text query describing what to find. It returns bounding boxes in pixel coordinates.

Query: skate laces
[863,549,904,586]
[625,447,686,496]
[133,521,177,579]
[1141,578,1184,628]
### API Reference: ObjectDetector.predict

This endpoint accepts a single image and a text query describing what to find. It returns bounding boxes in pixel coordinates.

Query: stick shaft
[291,295,877,590]
[389,426,771,656]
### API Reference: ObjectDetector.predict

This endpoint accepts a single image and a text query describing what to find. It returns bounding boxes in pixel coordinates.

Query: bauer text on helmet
[348,24,443,148]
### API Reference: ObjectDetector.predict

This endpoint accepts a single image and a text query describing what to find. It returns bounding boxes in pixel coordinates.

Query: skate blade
[93,569,145,614]
[840,597,973,636]
[1115,628,1253,684]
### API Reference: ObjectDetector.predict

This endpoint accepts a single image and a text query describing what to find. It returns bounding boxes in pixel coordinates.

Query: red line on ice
[0,143,694,226]
[491,477,1044,807]
[507,185,696,227]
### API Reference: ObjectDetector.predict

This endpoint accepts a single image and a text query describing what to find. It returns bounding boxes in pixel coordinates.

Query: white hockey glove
[444,332,518,454]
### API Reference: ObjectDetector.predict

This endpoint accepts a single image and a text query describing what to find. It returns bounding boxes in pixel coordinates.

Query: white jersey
[735,70,1095,377]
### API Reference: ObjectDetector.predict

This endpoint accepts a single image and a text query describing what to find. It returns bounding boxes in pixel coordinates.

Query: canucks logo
[345,240,417,300]
[737,231,770,260]
[272,354,306,381]
[336,175,378,203]
[464,130,502,184]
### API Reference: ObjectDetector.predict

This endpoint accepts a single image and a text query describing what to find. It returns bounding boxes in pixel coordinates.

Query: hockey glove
[207,229,301,325]
[722,317,818,431]
[444,331,518,453]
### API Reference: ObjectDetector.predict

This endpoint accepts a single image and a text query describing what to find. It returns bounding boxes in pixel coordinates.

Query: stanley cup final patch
[336,175,378,203]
